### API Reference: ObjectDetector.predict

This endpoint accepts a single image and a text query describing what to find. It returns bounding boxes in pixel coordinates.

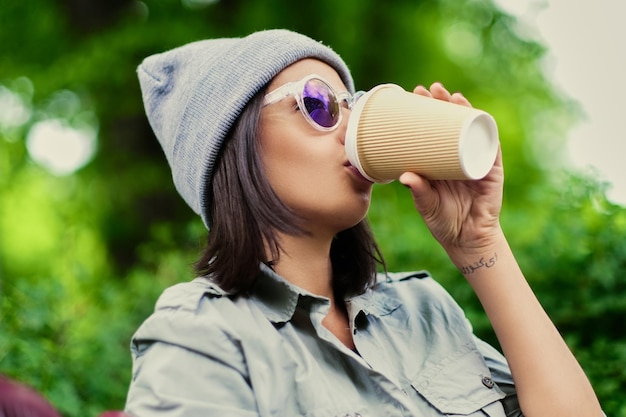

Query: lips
[344,161,373,184]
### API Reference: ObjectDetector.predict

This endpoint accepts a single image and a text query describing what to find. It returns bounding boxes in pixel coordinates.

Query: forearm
[446,231,603,417]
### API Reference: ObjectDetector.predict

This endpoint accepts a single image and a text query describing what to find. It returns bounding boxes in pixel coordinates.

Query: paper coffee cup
[345,84,499,182]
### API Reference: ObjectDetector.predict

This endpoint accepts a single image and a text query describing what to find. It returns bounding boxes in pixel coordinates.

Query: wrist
[444,228,508,275]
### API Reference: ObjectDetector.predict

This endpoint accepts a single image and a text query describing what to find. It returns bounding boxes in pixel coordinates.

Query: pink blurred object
[0,375,61,417]
[97,412,132,417]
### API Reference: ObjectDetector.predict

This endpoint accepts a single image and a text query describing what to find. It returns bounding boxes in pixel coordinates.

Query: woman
[127,29,603,416]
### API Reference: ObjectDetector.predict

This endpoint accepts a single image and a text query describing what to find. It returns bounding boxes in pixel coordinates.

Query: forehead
[268,58,348,92]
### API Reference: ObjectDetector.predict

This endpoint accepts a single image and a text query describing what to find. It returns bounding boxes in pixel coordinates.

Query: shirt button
[482,376,495,389]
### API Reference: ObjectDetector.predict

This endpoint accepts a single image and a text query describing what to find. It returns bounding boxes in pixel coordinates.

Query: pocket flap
[411,344,506,415]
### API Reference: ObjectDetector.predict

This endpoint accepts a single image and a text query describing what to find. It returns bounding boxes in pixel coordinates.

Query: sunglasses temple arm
[263,82,297,106]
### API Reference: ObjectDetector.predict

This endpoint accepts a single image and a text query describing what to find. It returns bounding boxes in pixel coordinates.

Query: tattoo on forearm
[459,252,498,275]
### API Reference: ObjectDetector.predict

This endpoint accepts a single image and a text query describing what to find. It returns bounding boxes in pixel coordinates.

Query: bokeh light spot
[26,119,97,176]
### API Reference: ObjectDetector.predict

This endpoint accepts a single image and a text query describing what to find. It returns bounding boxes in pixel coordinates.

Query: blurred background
[1,0,624,415]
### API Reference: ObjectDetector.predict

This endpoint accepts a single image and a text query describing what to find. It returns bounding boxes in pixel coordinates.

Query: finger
[429,82,452,101]
[490,145,504,176]
[412,85,432,97]
[450,92,473,108]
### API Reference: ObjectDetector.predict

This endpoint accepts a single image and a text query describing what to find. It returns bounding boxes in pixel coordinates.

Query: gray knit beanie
[137,29,354,229]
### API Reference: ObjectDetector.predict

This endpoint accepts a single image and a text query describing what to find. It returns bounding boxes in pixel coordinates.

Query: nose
[338,108,351,146]
[338,90,363,145]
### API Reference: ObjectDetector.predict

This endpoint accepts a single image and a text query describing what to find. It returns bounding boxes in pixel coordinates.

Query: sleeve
[473,336,523,417]
[124,281,261,417]
[125,339,259,417]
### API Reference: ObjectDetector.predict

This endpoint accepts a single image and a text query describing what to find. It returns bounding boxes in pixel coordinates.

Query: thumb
[399,171,428,192]
[399,172,437,214]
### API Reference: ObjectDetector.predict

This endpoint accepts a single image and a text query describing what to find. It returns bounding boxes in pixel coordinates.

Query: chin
[338,208,370,231]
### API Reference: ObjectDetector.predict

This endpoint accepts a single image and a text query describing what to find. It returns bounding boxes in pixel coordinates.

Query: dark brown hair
[195,88,385,297]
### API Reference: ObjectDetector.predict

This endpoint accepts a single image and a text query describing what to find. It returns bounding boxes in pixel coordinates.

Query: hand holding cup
[345,82,499,182]
[396,82,505,252]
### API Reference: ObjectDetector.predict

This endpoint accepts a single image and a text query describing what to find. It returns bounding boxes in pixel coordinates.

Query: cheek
[263,155,322,210]
[259,138,304,202]
[260,146,332,218]
[261,140,309,187]
[259,124,321,191]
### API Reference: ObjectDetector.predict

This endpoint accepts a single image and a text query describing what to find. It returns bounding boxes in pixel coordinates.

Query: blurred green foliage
[0,0,624,415]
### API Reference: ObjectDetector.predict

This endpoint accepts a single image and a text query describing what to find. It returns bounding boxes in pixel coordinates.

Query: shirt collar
[347,280,401,318]
[251,263,329,324]
[251,265,400,324]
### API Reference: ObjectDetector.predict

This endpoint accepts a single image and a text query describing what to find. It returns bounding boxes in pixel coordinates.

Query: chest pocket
[411,344,507,416]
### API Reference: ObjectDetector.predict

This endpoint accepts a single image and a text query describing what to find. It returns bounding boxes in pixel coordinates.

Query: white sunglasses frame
[263,74,363,131]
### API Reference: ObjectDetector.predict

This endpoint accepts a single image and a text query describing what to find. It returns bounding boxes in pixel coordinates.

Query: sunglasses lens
[302,79,339,128]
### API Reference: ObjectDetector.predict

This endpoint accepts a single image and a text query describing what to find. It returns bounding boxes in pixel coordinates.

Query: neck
[269,231,335,299]
[268,231,356,350]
